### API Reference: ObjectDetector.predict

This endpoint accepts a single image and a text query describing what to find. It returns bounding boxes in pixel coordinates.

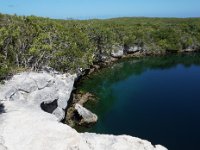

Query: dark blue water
[78,54,200,150]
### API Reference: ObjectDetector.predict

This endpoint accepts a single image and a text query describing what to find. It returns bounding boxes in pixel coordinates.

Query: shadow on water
[78,53,200,116]
[76,53,200,150]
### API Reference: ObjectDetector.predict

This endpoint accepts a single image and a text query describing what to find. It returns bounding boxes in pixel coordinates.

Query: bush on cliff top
[0,13,200,80]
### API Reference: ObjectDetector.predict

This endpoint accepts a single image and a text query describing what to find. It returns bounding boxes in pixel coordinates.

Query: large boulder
[75,104,98,124]
[0,71,167,150]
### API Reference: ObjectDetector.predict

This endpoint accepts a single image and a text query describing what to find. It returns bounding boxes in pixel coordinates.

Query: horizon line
[1,12,200,21]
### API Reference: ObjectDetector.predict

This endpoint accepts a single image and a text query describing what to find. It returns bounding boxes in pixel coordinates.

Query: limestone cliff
[0,72,167,150]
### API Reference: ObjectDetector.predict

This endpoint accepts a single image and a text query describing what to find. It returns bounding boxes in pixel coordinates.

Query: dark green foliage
[0,14,200,80]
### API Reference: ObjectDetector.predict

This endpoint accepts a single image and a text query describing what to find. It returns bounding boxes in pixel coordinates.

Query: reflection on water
[77,53,200,150]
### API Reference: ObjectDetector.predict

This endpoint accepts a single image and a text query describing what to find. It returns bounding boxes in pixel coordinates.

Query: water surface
[78,53,200,150]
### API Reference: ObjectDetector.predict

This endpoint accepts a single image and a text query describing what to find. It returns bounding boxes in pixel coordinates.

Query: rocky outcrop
[0,72,76,121]
[126,45,142,53]
[181,45,200,52]
[75,104,98,124]
[65,92,97,126]
[111,45,124,58]
[0,71,167,150]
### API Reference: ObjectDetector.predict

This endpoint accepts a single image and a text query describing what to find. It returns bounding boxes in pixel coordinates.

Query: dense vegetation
[0,13,200,80]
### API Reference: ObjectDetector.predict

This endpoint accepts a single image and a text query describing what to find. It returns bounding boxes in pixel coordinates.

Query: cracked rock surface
[0,71,167,150]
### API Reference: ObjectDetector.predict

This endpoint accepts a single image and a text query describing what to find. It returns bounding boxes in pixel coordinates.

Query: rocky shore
[65,45,200,127]
[0,71,167,150]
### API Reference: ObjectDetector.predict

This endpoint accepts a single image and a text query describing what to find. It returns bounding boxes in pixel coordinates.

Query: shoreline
[0,48,199,150]
[65,49,200,127]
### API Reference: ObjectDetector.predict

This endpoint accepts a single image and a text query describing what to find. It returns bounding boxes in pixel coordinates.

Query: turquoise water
[78,53,200,150]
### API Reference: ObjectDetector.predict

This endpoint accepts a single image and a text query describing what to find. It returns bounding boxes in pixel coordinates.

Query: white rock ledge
[75,103,98,124]
[0,72,167,150]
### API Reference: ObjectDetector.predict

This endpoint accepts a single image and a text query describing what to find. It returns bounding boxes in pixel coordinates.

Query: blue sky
[0,0,200,19]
